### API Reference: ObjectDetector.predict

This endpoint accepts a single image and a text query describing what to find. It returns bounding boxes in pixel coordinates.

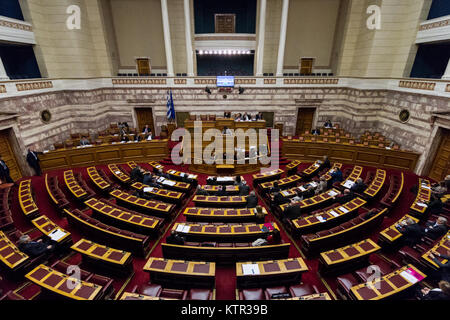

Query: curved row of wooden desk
[183,207,267,222]
[18,179,39,219]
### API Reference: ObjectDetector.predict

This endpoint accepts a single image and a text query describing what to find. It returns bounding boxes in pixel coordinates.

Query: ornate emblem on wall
[283,78,339,85]
[112,79,166,85]
[16,81,53,91]
[399,109,410,123]
[0,85,6,93]
[399,80,435,91]
[40,109,52,123]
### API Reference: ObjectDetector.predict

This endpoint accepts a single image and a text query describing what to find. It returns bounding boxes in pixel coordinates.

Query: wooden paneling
[135,108,155,134]
[0,129,21,180]
[136,58,151,76]
[282,139,419,172]
[39,140,169,171]
[429,129,450,181]
[295,108,315,136]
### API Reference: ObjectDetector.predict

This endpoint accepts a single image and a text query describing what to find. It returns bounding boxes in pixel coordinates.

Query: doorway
[295,108,316,136]
[0,129,22,181]
[135,108,155,135]
[429,128,450,181]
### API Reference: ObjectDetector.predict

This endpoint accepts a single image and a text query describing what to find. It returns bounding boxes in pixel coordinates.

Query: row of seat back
[301,208,387,256]
[0,186,13,230]
[380,173,404,209]
[239,283,320,300]
[130,283,214,300]
[74,172,96,199]
[45,175,69,211]
[64,208,150,256]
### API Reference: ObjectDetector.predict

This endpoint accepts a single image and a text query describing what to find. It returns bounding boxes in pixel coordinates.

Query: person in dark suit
[302,185,315,199]
[350,178,368,194]
[335,189,354,204]
[429,250,450,282]
[330,167,343,185]
[423,217,448,240]
[26,148,42,176]
[324,120,333,128]
[216,185,227,197]
[246,191,258,208]
[283,201,301,220]
[0,155,13,184]
[17,235,54,257]
[270,182,280,194]
[311,128,320,135]
[130,166,144,183]
[239,181,250,196]
[142,124,151,135]
[206,176,217,185]
[196,185,209,196]
[272,192,290,206]
[418,281,450,300]
[426,195,443,216]
[318,155,331,171]
[166,231,185,245]
[395,218,423,247]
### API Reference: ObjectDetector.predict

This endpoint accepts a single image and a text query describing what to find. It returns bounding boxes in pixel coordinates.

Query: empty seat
[289,283,319,297]
[336,273,359,299]
[186,289,213,300]
[137,283,163,297]
[239,288,265,300]
[264,286,288,300]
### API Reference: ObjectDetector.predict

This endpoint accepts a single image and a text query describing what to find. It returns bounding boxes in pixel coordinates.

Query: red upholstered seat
[234,242,251,247]
[160,288,187,300]
[264,286,288,300]
[398,246,422,264]
[186,289,213,300]
[354,260,393,282]
[0,291,25,300]
[138,284,162,297]
[289,283,319,297]
[50,261,92,281]
[336,273,359,299]
[239,288,265,300]
[217,243,233,247]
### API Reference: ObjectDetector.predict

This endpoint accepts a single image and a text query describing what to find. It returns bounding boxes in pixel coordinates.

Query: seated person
[142,124,151,135]
[234,113,242,121]
[330,167,343,185]
[80,137,90,146]
[283,201,301,220]
[17,235,54,258]
[130,166,145,183]
[423,216,448,240]
[431,181,447,198]
[273,191,290,206]
[417,281,450,300]
[196,185,209,196]
[256,112,264,121]
[266,229,281,245]
[254,205,265,220]
[216,185,227,197]
[120,134,129,142]
[166,231,185,245]
[315,176,328,195]
[395,218,422,247]
[246,191,258,208]
[311,128,320,135]
[429,249,450,282]
[291,189,304,203]
[145,131,153,141]
[426,194,444,216]
[239,181,250,196]
[302,185,315,199]
[143,173,158,187]
[319,155,331,171]
[206,176,217,185]
[334,189,354,204]
[324,120,333,128]
[235,175,243,186]
[242,112,250,121]
[270,182,280,194]
[350,178,367,194]
[363,208,378,220]
[222,126,232,135]
[224,111,231,118]
[154,168,169,179]
[134,134,144,142]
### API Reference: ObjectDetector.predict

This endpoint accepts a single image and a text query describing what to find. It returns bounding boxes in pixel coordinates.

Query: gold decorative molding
[112,79,166,85]
[194,79,216,85]
[264,79,276,84]
[0,85,6,93]
[399,80,435,91]
[174,79,187,85]
[419,19,449,31]
[284,78,339,85]
[0,19,32,32]
[235,79,256,85]
[16,81,53,91]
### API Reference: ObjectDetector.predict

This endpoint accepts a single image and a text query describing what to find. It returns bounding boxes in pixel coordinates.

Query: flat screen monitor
[216,76,234,87]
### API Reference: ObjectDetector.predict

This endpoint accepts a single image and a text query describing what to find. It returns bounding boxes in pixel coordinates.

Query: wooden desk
[259,175,302,192]
[410,178,431,217]
[166,169,198,182]
[143,257,216,288]
[207,175,243,185]
[301,160,322,176]
[32,215,72,246]
[0,231,29,271]
[63,170,88,200]
[110,189,174,218]
[285,160,301,173]
[155,176,192,192]
[183,207,267,222]
[162,242,291,264]
[236,258,308,288]
[291,197,366,235]
[172,222,279,242]
[252,169,284,185]
[282,139,419,172]
[322,163,343,181]
[279,188,340,213]
[39,140,168,172]
[119,292,160,300]
[363,169,386,198]
[340,166,363,189]
[85,198,162,235]
[378,215,419,246]
[107,164,130,184]
[131,182,184,203]
[71,238,133,276]
[349,264,426,300]
[25,264,103,300]
[18,179,39,218]
[199,185,240,195]
[319,238,380,275]
[148,161,164,171]
[86,166,111,191]
[420,231,450,269]
[193,195,247,208]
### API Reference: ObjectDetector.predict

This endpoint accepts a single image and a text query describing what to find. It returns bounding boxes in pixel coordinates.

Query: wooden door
[429,129,450,181]
[135,108,155,134]
[136,58,151,76]
[295,108,315,136]
[300,58,314,75]
[0,129,21,181]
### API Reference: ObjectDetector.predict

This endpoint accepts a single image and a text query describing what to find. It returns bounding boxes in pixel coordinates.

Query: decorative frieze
[112,78,167,85]
[174,79,187,85]
[284,78,339,85]
[419,19,449,31]
[399,80,435,91]
[235,79,256,85]
[194,79,216,85]
[0,19,32,32]
[264,79,276,84]
[16,81,53,91]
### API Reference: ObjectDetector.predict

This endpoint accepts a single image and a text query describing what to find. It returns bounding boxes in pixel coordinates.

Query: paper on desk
[317,216,326,222]
[416,202,428,207]
[163,180,176,186]
[299,186,306,191]
[217,177,234,182]
[329,210,339,217]
[143,187,154,193]
[400,270,419,284]
[343,181,355,189]
[188,174,196,179]
[242,263,260,275]
[422,186,430,190]
[314,163,320,167]
[340,207,349,213]
[328,190,338,197]
[115,171,121,175]
[49,228,66,241]
[281,191,290,196]
[310,182,318,188]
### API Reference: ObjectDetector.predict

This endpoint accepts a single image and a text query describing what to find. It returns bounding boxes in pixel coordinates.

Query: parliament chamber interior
[0,0,449,310]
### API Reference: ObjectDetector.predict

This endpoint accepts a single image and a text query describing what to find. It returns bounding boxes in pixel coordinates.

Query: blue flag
[166,90,175,120]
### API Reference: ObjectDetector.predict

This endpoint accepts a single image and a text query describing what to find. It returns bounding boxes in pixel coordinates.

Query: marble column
[183,0,194,76]
[255,0,267,76]
[276,0,289,76]
[161,0,174,76]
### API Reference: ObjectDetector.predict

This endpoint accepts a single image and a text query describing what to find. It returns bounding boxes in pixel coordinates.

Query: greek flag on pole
[166,90,175,120]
